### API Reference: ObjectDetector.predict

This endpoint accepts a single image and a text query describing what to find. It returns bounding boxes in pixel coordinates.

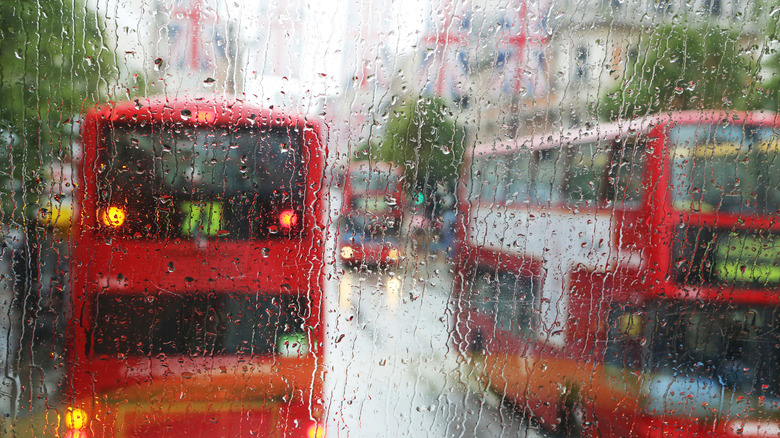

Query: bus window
[98,124,304,239]
[472,155,509,203]
[670,123,780,215]
[92,291,307,357]
[531,148,563,205]
[754,130,780,215]
[349,169,394,192]
[507,149,533,204]
[563,141,611,207]
[468,155,485,202]
[468,268,538,336]
[605,137,647,208]
[604,304,644,370]
[645,302,780,399]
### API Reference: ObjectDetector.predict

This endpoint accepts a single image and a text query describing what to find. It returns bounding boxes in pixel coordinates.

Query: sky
[91,0,431,102]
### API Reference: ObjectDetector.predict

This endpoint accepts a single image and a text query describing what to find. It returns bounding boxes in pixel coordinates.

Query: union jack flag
[163,0,227,71]
[419,7,470,102]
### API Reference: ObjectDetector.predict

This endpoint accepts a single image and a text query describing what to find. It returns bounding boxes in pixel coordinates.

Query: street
[323,255,548,437]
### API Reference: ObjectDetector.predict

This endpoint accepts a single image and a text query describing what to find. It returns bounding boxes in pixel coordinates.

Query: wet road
[323,256,547,437]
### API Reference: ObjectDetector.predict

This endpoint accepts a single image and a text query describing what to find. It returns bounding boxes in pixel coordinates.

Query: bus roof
[347,161,403,175]
[470,110,779,157]
[88,95,325,133]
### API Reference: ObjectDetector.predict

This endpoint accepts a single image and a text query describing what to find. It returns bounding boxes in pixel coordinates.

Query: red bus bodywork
[339,161,404,266]
[454,111,780,437]
[60,97,328,438]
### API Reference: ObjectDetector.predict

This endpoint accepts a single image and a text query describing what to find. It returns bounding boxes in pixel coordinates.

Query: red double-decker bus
[454,111,780,437]
[52,97,327,437]
[339,161,404,266]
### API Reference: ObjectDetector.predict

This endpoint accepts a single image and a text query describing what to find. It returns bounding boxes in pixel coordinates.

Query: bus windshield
[97,124,305,239]
[348,169,399,193]
[670,124,780,216]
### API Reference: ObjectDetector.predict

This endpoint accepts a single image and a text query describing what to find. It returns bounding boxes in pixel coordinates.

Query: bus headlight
[100,206,126,227]
[62,407,91,438]
[387,248,399,261]
[307,423,326,438]
[64,407,88,430]
[278,209,298,229]
[386,277,402,295]
[341,246,354,260]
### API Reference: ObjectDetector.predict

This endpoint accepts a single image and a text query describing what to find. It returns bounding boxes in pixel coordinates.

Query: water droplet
[154,58,163,71]
[261,247,270,258]
[180,109,192,121]
[85,56,93,66]
[439,145,451,155]
[14,51,22,59]
[203,77,216,86]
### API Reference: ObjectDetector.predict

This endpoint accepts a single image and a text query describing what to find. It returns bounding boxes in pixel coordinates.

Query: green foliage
[600,24,757,120]
[371,95,467,194]
[0,0,116,216]
[759,52,780,112]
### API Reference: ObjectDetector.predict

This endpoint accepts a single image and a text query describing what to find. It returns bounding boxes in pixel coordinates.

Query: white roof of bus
[470,111,779,157]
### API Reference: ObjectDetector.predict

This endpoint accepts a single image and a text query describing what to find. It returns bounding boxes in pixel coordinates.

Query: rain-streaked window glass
[4,0,780,436]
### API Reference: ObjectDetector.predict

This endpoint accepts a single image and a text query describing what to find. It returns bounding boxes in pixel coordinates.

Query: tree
[600,23,757,120]
[752,17,780,112]
[370,95,467,200]
[0,0,117,219]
